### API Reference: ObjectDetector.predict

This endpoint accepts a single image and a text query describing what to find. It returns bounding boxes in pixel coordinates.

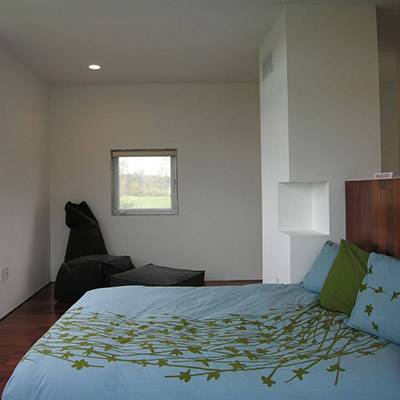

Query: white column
[260,5,381,283]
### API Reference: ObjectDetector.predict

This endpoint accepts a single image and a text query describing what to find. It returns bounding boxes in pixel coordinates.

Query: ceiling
[0,0,398,85]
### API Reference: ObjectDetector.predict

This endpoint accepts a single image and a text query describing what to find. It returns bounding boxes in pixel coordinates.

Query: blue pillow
[347,253,400,345]
[301,241,339,293]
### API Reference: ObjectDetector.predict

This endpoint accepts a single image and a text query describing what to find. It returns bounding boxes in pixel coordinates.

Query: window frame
[111,149,178,216]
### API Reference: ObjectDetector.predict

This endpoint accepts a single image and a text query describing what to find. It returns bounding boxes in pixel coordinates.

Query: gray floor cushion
[110,263,205,287]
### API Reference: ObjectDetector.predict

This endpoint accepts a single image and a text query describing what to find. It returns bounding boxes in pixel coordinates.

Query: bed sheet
[3,284,400,399]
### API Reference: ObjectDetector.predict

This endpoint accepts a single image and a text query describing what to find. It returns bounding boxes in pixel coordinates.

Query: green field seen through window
[120,195,171,209]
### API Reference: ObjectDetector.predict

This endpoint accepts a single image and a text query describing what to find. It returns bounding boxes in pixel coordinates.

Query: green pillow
[319,239,369,314]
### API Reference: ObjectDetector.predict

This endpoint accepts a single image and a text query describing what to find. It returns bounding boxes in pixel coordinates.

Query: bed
[3,179,400,399]
[2,283,400,399]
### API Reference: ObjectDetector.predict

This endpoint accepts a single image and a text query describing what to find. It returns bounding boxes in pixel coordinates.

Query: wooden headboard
[346,179,400,257]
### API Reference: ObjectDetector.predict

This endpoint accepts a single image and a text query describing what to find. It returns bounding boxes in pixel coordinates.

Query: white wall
[379,49,400,172]
[49,83,262,281]
[287,5,381,283]
[0,46,50,319]
[260,5,381,283]
[395,48,400,172]
[259,11,291,284]
[380,80,399,171]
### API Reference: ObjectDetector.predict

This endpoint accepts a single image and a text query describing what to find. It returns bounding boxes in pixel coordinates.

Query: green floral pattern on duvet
[23,305,387,388]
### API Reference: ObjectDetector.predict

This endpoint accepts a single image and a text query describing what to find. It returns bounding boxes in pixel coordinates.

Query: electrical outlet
[1,266,9,282]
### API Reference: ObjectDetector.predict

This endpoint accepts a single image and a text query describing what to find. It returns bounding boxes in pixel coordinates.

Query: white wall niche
[278,181,329,236]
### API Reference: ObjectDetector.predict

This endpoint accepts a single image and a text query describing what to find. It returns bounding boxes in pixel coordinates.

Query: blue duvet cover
[3,284,400,399]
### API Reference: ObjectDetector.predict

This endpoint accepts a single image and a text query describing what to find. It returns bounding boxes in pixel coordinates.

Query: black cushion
[110,264,205,287]
[64,201,108,262]
[55,255,135,302]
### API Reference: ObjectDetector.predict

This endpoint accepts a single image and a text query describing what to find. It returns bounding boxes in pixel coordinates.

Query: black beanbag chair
[64,201,108,262]
[55,255,135,302]
[110,264,205,287]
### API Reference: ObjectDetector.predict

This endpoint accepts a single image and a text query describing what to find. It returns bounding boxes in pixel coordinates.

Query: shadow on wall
[25,202,51,296]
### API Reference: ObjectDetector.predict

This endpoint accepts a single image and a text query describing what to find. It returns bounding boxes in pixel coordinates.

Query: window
[111,149,178,215]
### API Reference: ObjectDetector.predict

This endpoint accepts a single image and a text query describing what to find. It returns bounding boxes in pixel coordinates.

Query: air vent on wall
[262,52,273,81]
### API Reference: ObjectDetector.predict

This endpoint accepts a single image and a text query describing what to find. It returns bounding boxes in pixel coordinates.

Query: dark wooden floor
[0,280,261,396]
[0,284,71,395]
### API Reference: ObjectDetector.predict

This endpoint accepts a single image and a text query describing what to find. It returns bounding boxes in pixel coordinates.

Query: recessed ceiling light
[88,64,101,70]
